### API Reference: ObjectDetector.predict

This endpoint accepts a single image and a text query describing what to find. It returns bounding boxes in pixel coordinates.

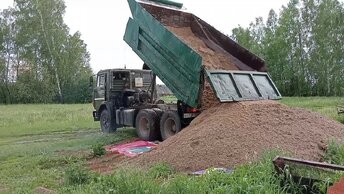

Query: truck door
[94,73,107,109]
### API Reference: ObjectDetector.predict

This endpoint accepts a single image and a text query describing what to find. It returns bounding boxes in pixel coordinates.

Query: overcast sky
[0,0,291,72]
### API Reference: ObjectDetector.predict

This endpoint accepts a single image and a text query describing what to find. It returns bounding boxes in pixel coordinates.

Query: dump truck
[92,0,281,141]
[92,68,200,140]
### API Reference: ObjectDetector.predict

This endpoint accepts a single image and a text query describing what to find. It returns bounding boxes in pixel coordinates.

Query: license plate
[183,113,199,119]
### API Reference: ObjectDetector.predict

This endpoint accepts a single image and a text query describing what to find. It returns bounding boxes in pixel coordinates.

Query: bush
[38,156,78,169]
[148,163,175,179]
[84,169,160,194]
[92,143,106,158]
[324,141,344,165]
[65,164,91,185]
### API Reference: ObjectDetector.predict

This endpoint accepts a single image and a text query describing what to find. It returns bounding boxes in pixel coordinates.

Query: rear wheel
[135,109,159,141]
[100,109,117,133]
[160,111,181,140]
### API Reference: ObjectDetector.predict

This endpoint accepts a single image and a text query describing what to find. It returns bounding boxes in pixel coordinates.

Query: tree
[262,9,286,92]
[0,0,93,104]
[231,0,344,97]
[0,8,16,104]
[60,32,92,103]
[14,0,68,102]
[310,0,344,96]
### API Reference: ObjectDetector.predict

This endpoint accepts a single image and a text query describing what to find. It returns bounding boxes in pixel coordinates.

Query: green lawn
[0,98,343,193]
[0,104,136,193]
[281,97,344,124]
[0,104,99,137]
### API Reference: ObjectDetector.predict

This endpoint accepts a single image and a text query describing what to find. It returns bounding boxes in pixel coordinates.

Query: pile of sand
[168,26,239,71]
[135,101,344,172]
[131,27,344,172]
[168,26,238,109]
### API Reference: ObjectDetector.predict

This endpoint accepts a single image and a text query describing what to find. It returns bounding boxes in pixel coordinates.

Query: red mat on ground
[105,140,157,157]
[328,178,344,194]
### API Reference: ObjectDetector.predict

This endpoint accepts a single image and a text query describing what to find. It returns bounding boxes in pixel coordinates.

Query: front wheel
[100,109,117,133]
[160,111,181,140]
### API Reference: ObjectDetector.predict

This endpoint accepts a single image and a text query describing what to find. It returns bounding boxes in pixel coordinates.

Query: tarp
[328,178,344,194]
[105,140,157,157]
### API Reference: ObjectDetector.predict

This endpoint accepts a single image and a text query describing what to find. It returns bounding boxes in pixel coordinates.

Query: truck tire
[100,109,117,133]
[160,111,181,140]
[135,109,159,141]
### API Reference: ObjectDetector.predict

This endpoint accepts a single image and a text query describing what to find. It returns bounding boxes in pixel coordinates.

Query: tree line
[231,0,344,96]
[1,0,343,105]
[0,0,92,104]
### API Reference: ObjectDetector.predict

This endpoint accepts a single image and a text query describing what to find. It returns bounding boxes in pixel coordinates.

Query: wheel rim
[139,117,149,136]
[164,118,177,137]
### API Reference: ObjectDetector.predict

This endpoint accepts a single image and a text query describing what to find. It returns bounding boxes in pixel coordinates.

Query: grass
[0,128,136,193]
[324,140,344,165]
[0,104,99,137]
[0,104,136,193]
[59,151,344,194]
[160,95,178,103]
[91,143,107,157]
[281,97,344,123]
[0,97,343,193]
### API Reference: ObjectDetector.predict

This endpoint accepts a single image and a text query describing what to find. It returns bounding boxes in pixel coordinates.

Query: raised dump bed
[124,0,281,108]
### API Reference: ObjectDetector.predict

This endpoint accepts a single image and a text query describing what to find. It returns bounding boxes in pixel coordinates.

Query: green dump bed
[124,0,281,108]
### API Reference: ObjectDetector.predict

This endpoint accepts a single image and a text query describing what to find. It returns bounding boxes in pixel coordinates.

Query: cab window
[97,75,105,87]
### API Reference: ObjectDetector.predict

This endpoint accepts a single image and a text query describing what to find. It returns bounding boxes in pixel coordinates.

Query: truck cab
[92,68,200,141]
[93,69,154,119]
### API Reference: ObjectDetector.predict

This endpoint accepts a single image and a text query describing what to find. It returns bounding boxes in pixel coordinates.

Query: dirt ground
[87,138,140,174]
[88,152,130,174]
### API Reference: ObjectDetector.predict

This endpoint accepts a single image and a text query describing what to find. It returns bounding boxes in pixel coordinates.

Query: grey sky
[0,0,291,72]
